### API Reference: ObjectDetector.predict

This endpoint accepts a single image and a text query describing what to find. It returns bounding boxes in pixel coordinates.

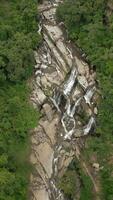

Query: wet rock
[84,117,95,135]
[84,86,96,106]
[30,0,99,199]
[44,33,68,73]
[82,101,93,116]
[72,87,82,101]
[44,24,72,67]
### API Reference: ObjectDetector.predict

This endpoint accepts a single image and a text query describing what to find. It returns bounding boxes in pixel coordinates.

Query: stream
[30,1,98,200]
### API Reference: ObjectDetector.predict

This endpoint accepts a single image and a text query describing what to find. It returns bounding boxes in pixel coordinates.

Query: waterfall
[31,0,98,199]
[66,97,82,118]
[61,97,82,140]
[84,117,95,135]
[84,86,96,105]
[50,89,62,112]
[63,67,77,96]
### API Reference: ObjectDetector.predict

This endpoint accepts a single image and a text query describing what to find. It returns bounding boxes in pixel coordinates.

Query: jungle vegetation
[0,0,41,199]
[57,0,113,199]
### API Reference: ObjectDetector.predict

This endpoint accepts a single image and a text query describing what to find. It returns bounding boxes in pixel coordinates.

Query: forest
[0,0,40,199]
[57,0,113,199]
[1,0,113,199]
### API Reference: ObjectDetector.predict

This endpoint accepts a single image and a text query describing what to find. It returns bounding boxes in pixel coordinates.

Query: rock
[40,115,60,145]
[58,150,74,177]
[36,88,46,105]
[86,107,92,116]
[35,63,40,69]
[36,76,41,86]
[33,188,49,200]
[34,51,41,64]
[31,0,99,199]
[78,121,82,126]
[72,87,81,101]
[35,70,42,76]
[40,64,48,69]
[35,142,54,177]
[41,76,51,88]
[43,104,53,121]
[94,107,98,115]
[44,33,69,73]
[43,8,56,21]
[30,152,37,165]
[74,129,83,137]
[92,163,100,171]
[45,72,62,85]
[32,126,47,145]
[75,57,86,76]
[47,51,52,65]
[85,65,90,78]
[78,75,88,90]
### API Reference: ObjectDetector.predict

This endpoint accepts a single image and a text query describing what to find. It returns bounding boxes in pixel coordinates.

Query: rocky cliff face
[30,1,99,200]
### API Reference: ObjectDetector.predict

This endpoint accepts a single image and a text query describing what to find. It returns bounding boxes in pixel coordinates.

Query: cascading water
[63,67,77,96]
[66,97,82,118]
[50,89,62,112]
[31,0,98,200]
[84,86,96,105]
[62,97,82,140]
[84,117,95,135]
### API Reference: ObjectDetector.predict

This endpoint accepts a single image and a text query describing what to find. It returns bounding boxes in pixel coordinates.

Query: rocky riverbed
[30,1,99,200]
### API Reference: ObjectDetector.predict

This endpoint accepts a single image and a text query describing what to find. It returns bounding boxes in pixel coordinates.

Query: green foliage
[100,166,113,200]
[0,0,40,199]
[0,0,41,82]
[0,83,39,200]
[80,173,93,200]
[59,170,77,199]
[59,160,93,200]
[57,0,113,199]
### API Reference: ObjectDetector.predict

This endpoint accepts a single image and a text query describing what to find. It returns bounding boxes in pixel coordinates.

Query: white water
[84,117,95,135]
[66,97,82,117]
[63,67,77,96]
[51,89,62,112]
[32,0,97,199]
[84,86,96,105]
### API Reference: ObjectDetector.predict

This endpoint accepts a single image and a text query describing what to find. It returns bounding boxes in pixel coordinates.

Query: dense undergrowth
[57,0,113,199]
[59,160,93,200]
[0,0,41,199]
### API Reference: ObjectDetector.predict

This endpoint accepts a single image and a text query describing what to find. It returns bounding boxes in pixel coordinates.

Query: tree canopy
[57,0,113,199]
[0,0,40,199]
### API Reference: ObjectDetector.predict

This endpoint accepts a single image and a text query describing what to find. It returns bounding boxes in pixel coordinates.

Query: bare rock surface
[30,1,99,200]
